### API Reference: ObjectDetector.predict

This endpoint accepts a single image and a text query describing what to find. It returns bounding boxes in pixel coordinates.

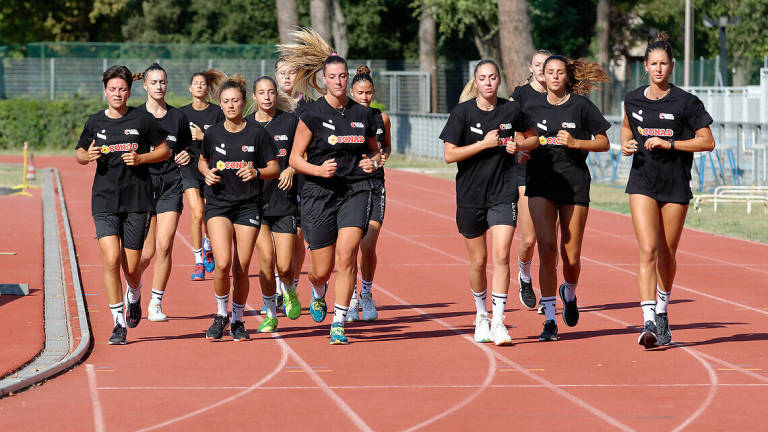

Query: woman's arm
[444,129,499,164]
[122,141,171,166]
[557,130,610,152]
[645,127,715,152]
[289,120,337,178]
[620,113,638,156]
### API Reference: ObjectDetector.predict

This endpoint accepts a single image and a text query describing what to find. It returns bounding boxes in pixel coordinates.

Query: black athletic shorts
[525,177,590,208]
[456,202,518,239]
[262,214,298,234]
[151,174,184,215]
[516,163,527,188]
[369,177,386,225]
[180,163,206,193]
[93,212,151,250]
[204,201,261,228]
[301,180,372,250]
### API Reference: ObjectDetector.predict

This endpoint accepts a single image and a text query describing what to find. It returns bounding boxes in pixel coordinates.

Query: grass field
[0,162,42,192]
[387,153,768,244]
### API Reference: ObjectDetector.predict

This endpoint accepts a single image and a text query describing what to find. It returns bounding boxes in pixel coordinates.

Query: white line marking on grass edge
[85,364,105,432]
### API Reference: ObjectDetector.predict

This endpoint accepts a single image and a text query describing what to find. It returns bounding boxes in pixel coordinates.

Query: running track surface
[1,156,766,431]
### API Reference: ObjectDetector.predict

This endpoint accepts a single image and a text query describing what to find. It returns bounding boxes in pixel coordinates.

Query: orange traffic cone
[26,153,36,181]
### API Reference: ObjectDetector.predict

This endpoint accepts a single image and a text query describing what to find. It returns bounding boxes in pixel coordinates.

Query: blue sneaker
[190,263,205,281]
[310,296,327,323]
[329,322,348,345]
[203,244,215,273]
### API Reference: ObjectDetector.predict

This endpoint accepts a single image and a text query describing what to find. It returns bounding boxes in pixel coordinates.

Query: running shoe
[537,299,544,315]
[190,263,205,281]
[474,313,492,343]
[310,295,327,323]
[359,291,378,321]
[346,298,360,322]
[257,316,278,333]
[491,317,512,346]
[203,248,215,273]
[206,315,229,341]
[108,324,127,345]
[330,322,348,345]
[283,286,301,320]
[655,313,672,346]
[558,283,579,327]
[539,320,558,341]
[124,290,142,329]
[147,300,167,322]
[638,320,659,349]
[518,274,537,309]
[230,320,250,341]
[276,293,285,316]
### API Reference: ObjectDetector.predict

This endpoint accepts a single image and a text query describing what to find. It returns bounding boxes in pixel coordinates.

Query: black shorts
[205,201,261,228]
[456,202,517,239]
[301,180,372,250]
[181,162,206,193]
[93,212,151,250]
[152,174,184,214]
[369,178,386,225]
[262,214,298,234]
[526,175,590,207]
[516,163,527,188]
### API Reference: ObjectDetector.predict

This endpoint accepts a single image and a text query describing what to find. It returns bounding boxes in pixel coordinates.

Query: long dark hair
[542,55,609,95]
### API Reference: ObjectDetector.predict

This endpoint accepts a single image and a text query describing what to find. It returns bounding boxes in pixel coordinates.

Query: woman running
[198,75,280,341]
[249,76,302,323]
[179,70,226,281]
[525,55,610,341]
[509,49,550,312]
[134,63,193,323]
[75,65,170,344]
[440,60,538,345]
[621,32,715,348]
[347,65,391,322]
[279,28,383,344]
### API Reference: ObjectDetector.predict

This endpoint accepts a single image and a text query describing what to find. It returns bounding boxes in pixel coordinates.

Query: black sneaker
[276,294,285,316]
[230,320,250,341]
[655,313,672,346]
[539,320,558,341]
[125,299,142,329]
[638,320,658,349]
[518,275,537,309]
[108,324,127,345]
[206,315,230,341]
[558,283,579,327]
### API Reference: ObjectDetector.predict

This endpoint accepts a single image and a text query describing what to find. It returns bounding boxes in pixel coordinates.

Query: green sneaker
[284,285,302,320]
[257,317,278,333]
[329,322,348,345]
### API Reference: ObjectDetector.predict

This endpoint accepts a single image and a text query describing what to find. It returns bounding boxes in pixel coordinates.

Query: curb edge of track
[0,168,92,397]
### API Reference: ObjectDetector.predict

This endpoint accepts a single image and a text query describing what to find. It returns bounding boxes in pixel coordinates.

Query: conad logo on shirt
[100,143,138,153]
[328,135,365,145]
[538,136,560,145]
[215,160,254,170]
[637,126,673,137]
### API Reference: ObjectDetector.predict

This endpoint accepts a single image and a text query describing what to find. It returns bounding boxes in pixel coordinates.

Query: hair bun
[357,65,371,75]
[132,72,144,82]
[653,31,670,43]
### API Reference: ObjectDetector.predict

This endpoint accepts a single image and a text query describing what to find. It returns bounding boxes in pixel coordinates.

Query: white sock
[215,293,229,317]
[333,303,348,323]
[641,301,656,323]
[312,282,327,299]
[541,296,556,321]
[472,289,488,315]
[202,236,211,251]
[563,280,577,302]
[126,283,140,304]
[656,288,670,314]
[491,292,508,320]
[109,302,126,327]
[151,289,164,304]
[232,301,245,322]
[351,284,358,301]
[193,248,203,264]
[518,259,532,283]
[275,273,285,296]
[262,294,277,318]
[360,279,373,295]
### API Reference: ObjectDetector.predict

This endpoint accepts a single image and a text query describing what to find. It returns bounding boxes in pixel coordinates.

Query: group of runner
[78,29,713,349]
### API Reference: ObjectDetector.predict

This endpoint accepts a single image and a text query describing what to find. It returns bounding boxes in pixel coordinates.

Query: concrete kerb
[0,168,92,397]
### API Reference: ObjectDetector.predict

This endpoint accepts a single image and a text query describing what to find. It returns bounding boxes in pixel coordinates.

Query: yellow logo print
[216,160,226,170]
[328,135,338,145]
[538,136,546,145]
[100,145,109,154]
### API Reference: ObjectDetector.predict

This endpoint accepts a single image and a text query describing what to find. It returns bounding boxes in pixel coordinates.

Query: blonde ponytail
[276,27,336,97]
[459,80,478,103]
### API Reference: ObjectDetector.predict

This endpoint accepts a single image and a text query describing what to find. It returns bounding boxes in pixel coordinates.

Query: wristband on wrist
[669,139,675,151]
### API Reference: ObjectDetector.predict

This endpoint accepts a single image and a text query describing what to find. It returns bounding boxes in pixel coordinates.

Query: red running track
[0,156,767,431]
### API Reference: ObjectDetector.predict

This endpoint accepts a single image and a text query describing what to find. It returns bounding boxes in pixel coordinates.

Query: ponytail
[190,69,226,100]
[458,59,500,103]
[352,65,374,88]
[276,27,343,97]
[542,55,609,95]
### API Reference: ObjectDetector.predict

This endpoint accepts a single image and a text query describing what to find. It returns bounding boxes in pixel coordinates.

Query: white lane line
[98,383,768,391]
[85,364,106,432]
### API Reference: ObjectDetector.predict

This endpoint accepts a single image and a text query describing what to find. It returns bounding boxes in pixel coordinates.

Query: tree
[498,0,534,90]
[594,0,611,109]
[309,0,332,45]
[276,0,299,44]
[330,0,349,57]
[419,1,438,112]
[423,0,502,65]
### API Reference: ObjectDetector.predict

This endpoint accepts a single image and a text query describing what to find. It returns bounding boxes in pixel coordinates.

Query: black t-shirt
[247,111,300,217]
[370,108,387,180]
[439,98,532,208]
[201,121,277,207]
[294,97,313,117]
[525,94,610,185]
[76,107,167,215]
[511,83,546,108]
[179,103,225,161]
[299,97,377,187]
[624,85,713,202]
[136,103,192,178]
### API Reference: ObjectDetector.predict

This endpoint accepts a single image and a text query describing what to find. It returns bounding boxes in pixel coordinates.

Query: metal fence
[389,113,768,191]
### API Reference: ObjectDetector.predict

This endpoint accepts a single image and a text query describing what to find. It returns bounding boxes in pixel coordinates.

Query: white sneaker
[474,313,491,343]
[491,317,512,346]
[360,291,378,321]
[148,300,167,322]
[346,298,360,322]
